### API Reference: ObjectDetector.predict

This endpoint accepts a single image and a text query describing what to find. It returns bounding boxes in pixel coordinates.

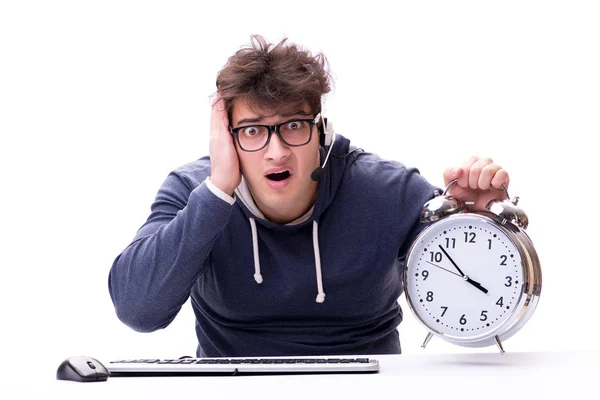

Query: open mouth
[266,170,291,181]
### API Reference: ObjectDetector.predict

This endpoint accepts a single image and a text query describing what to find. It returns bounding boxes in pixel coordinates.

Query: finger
[457,156,480,189]
[210,109,221,141]
[457,156,479,188]
[211,98,227,119]
[477,163,502,190]
[210,99,229,138]
[210,92,224,108]
[443,167,463,186]
[213,98,226,113]
[468,157,493,189]
[490,168,510,191]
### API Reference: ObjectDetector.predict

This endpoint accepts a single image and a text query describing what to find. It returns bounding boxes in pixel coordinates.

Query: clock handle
[441,178,458,196]
[420,179,464,222]
[500,184,521,206]
[444,179,515,204]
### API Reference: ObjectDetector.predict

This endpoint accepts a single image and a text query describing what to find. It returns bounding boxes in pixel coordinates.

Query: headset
[311,114,336,181]
[318,115,334,147]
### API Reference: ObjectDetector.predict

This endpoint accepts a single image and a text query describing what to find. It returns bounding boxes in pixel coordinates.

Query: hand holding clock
[404,155,541,352]
[443,156,510,212]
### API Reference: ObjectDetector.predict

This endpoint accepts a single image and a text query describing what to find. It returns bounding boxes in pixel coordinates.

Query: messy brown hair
[216,35,332,122]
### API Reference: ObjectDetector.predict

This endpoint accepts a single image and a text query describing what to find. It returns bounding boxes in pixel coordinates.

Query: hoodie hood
[233,134,359,303]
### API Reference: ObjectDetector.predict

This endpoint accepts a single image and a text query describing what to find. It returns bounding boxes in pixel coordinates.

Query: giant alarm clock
[404,179,542,353]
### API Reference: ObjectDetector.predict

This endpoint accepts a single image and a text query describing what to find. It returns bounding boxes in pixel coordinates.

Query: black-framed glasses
[230,113,321,152]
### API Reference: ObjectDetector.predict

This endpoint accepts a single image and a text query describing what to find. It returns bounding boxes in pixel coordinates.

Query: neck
[260,182,318,225]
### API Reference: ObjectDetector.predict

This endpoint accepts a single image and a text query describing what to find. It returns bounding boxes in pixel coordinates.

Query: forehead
[231,98,311,124]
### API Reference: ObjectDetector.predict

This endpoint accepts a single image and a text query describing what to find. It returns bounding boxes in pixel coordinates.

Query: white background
[1,0,599,382]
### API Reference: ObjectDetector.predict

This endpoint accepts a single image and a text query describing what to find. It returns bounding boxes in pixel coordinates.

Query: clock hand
[425,261,462,278]
[438,245,466,276]
[437,245,489,294]
[466,277,488,294]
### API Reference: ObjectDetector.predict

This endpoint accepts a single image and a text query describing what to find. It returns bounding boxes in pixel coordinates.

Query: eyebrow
[235,110,312,126]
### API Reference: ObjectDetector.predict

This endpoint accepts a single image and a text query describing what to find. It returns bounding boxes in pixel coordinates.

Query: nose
[264,132,290,161]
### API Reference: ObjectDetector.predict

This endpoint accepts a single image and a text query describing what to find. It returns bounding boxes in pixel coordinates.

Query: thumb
[443,167,463,186]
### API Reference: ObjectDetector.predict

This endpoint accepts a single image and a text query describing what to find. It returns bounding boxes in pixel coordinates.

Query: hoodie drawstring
[312,220,326,303]
[248,218,325,303]
[249,218,263,284]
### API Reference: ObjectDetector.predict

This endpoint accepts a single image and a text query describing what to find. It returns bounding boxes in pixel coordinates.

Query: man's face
[230,98,321,224]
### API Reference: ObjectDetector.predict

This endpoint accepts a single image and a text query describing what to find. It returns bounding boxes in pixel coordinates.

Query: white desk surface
[4,350,597,399]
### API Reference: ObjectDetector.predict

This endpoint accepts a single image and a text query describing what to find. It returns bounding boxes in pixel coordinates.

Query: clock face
[405,214,525,340]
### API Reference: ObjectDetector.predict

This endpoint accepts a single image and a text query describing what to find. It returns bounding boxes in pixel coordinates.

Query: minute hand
[438,245,466,276]
[438,245,488,294]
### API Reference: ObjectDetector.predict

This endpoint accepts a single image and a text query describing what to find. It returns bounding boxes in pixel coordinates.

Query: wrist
[206,177,236,205]
[209,175,235,196]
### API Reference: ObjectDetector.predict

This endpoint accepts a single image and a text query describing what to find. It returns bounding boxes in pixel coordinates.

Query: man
[108,35,510,357]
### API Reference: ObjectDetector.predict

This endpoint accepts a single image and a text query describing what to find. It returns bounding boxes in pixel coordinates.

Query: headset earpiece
[319,115,334,147]
[312,115,336,182]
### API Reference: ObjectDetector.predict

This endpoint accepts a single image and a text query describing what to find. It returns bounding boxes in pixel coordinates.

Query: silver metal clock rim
[403,213,542,348]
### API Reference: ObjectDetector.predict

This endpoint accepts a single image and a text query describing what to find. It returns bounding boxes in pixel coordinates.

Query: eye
[284,121,304,130]
[241,126,261,136]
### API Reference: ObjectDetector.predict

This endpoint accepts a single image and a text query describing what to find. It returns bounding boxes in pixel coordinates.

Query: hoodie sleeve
[396,168,440,261]
[108,170,233,333]
[392,168,439,291]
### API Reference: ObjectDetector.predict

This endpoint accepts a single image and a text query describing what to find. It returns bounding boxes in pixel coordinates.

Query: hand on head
[209,96,241,196]
[443,156,510,212]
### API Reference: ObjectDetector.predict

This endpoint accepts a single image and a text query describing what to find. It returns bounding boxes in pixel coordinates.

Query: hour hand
[466,277,488,294]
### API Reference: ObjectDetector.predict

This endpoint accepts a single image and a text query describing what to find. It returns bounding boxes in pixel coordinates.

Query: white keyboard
[108,356,379,375]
